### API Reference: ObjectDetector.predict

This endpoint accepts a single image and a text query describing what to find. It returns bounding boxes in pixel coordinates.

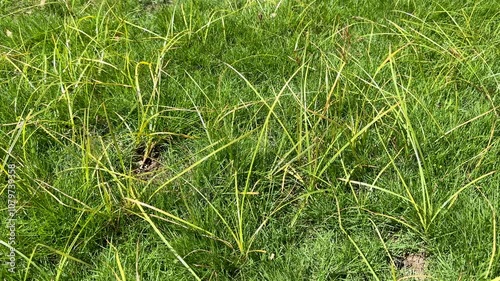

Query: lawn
[0,0,498,280]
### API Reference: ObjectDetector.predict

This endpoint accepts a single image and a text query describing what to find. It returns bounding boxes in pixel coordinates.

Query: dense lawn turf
[0,0,498,280]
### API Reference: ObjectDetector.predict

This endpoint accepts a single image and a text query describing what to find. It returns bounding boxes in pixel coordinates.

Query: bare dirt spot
[398,252,427,280]
[133,143,164,179]
[134,156,161,175]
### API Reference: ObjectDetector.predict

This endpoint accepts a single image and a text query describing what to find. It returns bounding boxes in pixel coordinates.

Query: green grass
[0,0,498,280]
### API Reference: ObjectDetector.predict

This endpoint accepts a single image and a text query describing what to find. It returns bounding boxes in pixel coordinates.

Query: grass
[0,0,498,280]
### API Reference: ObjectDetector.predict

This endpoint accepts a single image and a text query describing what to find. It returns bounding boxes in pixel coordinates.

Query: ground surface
[0,0,499,280]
